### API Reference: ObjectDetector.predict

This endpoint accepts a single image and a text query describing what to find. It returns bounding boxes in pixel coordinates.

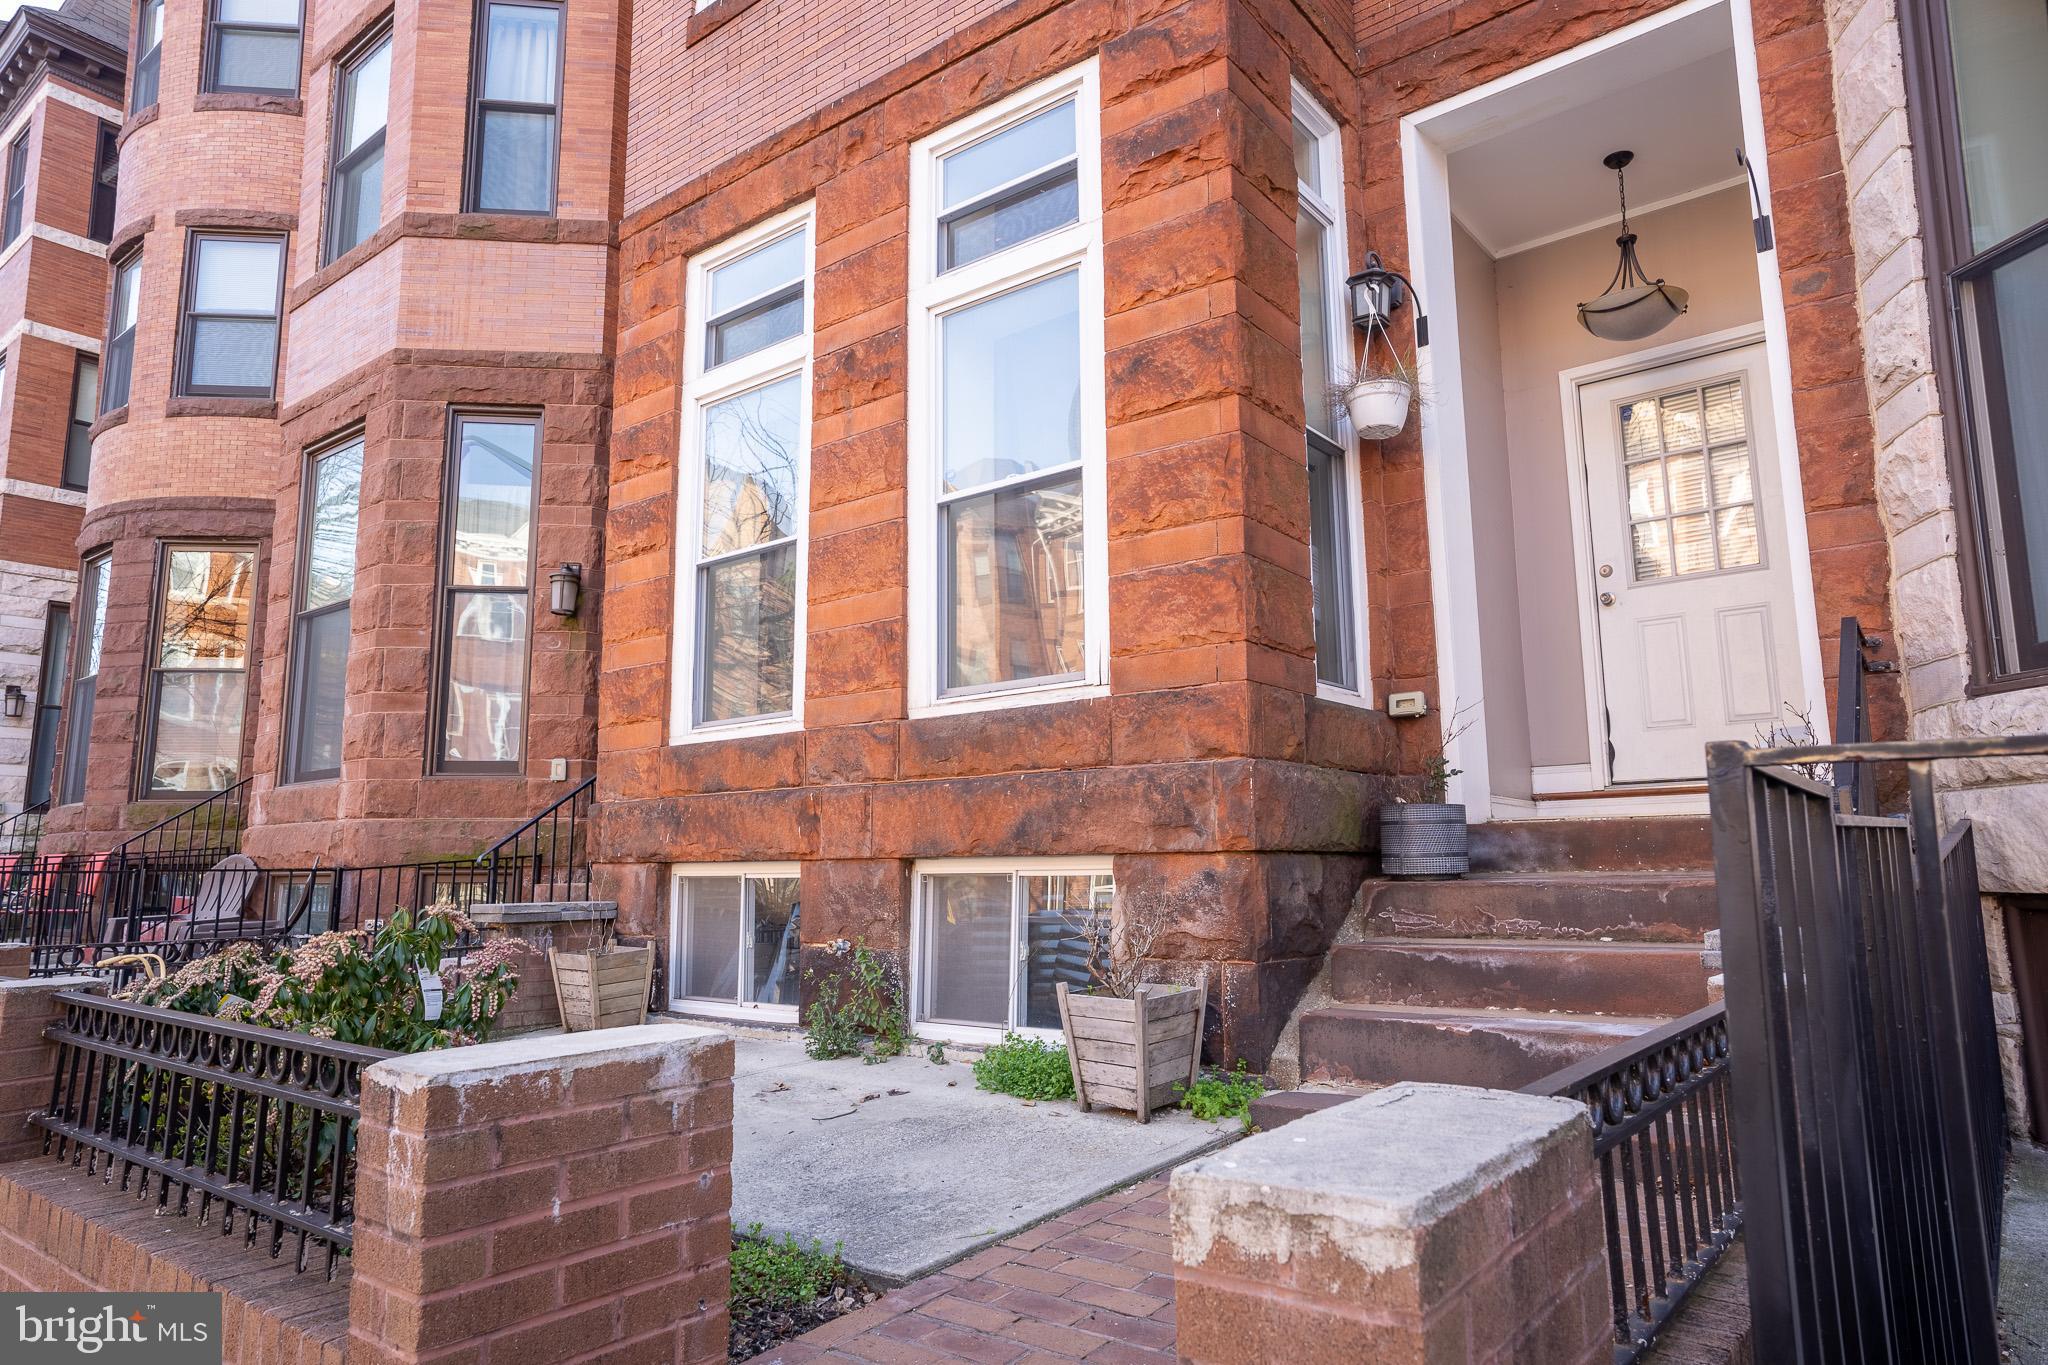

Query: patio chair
[162,854,262,946]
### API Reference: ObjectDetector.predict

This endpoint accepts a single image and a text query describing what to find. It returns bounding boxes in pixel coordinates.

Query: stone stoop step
[1468,815,1714,874]
[1298,1004,1661,1090]
[1331,937,1715,1016]
[1362,870,1718,941]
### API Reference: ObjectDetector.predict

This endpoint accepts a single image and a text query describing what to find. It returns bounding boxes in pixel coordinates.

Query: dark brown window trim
[87,404,128,439]
[175,207,300,232]
[114,105,159,152]
[307,6,395,75]
[173,229,289,400]
[199,0,305,100]
[461,0,567,217]
[282,427,364,785]
[166,396,281,419]
[194,92,304,116]
[287,211,614,310]
[135,539,263,801]
[1966,670,2048,700]
[686,0,765,45]
[106,214,154,260]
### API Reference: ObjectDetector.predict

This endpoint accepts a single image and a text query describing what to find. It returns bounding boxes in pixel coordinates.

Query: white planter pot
[1344,376,1414,440]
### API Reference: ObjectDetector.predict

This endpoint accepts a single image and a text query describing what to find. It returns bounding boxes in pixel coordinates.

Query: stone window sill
[194,92,303,116]
[687,0,764,44]
[166,396,279,419]
[115,105,158,151]
[87,405,128,439]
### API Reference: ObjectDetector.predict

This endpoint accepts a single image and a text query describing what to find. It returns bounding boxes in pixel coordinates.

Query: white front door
[1579,343,1805,784]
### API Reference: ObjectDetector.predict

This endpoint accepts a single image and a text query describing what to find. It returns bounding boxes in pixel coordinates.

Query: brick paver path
[759,1177,1176,1363]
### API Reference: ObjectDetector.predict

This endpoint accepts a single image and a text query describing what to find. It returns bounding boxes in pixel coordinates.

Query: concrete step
[1469,816,1712,874]
[1329,938,1714,1016]
[1247,1089,1358,1133]
[1298,1003,1662,1091]
[1361,871,1717,942]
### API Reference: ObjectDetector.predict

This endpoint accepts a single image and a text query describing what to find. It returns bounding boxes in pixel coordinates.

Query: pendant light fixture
[1577,150,1689,342]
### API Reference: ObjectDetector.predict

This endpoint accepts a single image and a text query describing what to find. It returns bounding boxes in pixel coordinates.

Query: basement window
[913,860,1112,1042]
[669,865,801,1021]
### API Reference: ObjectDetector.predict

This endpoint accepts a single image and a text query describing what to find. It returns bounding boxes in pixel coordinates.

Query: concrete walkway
[2001,1140,2048,1362]
[727,1034,1229,1284]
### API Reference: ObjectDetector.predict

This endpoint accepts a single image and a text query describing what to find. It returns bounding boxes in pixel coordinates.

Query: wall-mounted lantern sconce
[1345,251,1412,333]
[549,563,583,618]
[2,684,24,720]
[1340,251,1425,440]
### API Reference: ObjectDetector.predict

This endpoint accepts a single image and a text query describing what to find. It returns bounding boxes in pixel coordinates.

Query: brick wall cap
[364,1021,730,1094]
[469,901,619,925]
[1169,1082,1586,1264]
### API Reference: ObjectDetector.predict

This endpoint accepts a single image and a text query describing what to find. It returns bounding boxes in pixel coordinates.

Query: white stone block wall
[0,556,73,814]
[1827,0,2044,1134]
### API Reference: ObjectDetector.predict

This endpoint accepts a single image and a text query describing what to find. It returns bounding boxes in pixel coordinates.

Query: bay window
[101,251,139,413]
[669,865,801,1018]
[56,555,106,805]
[1294,86,1367,698]
[205,0,302,95]
[915,861,1112,1039]
[144,546,256,795]
[285,437,362,782]
[437,412,537,772]
[176,232,286,398]
[466,0,562,213]
[909,63,1106,714]
[674,206,811,739]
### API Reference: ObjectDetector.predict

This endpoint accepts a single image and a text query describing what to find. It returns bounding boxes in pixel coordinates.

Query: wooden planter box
[1055,967,1208,1123]
[549,944,653,1033]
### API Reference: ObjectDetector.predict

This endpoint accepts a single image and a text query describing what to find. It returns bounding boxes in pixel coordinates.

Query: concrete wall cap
[469,901,619,924]
[364,1021,729,1094]
[0,974,101,994]
[1171,1082,1587,1269]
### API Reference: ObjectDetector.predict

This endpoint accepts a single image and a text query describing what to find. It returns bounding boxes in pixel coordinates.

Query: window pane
[218,0,297,20]
[1620,400,1662,457]
[332,148,384,257]
[1018,873,1110,1031]
[698,544,795,723]
[1308,440,1355,689]
[1947,0,2048,253]
[483,3,560,103]
[711,294,803,367]
[940,271,1080,492]
[1666,453,1709,513]
[64,423,92,490]
[941,102,1075,211]
[1291,118,1320,193]
[923,874,1011,1027]
[102,333,133,412]
[1983,241,2048,650]
[133,47,159,110]
[1673,512,1715,575]
[1659,389,1703,449]
[443,592,527,763]
[944,473,1084,691]
[1710,446,1753,505]
[1627,461,1668,519]
[708,229,805,317]
[701,375,801,554]
[151,671,247,792]
[1717,505,1760,568]
[71,358,99,422]
[114,259,141,330]
[341,41,391,155]
[476,109,557,211]
[453,420,534,585]
[78,557,108,678]
[188,318,279,390]
[1703,380,1745,444]
[194,237,283,313]
[159,549,255,668]
[291,606,349,777]
[215,29,299,91]
[749,877,801,1006]
[940,172,1079,272]
[305,442,362,608]
[141,0,164,49]
[1632,521,1672,580]
[1297,202,1332,435]
[683,877,743,1001]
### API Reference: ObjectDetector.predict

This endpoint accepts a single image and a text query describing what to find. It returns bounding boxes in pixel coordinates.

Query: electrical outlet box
[1387,691,1429,719]
[549,758,568,781]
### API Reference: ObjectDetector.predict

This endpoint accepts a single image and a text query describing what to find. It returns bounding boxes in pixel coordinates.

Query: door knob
[1599,592,1617,607]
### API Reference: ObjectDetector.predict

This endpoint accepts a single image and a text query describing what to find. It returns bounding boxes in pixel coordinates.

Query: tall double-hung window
[673,206,812,740]
[1293,86,1368,698]
[57,554,109,805]
[436,412,538,772]
[465,0,562,213]
[908,62,1107,714]
[205,0,302,95]
[144,546,257,795]
[132,0,164,110]
[326,32,391,264]
[100,251,140,413]
[285,437,362,782]
[176,232,286,398]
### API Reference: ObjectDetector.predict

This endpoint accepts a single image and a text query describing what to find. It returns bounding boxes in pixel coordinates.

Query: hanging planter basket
[1343,375,1415,440]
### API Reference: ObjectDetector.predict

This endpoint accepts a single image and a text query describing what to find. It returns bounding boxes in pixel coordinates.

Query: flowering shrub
[123,904,527,1053]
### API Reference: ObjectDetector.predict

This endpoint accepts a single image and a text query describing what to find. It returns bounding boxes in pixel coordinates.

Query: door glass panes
[937,100,1078,272]
[1620,377,1761,581]
[924,869,1113,1032]
[1947,0,2048,254]
[695,375,800,723]
[707,229,805,366]
[677,874,802,1007]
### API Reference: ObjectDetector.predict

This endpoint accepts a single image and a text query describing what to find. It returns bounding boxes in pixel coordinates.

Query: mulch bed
[729,1259,882,1362]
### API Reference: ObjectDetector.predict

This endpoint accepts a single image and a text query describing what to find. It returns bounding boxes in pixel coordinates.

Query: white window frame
[667,861,803,1024]
[669,202,815,744]
[906,61,1109,719]
[909,855,1114,1047]
[1294,81,1372,706]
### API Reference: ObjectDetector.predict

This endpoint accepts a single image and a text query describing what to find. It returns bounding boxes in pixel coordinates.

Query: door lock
[1599,592,1617,607]
[1598,564,1614,578]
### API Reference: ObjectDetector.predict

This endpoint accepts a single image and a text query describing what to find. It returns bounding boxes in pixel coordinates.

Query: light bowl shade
[1578,281,1690,342]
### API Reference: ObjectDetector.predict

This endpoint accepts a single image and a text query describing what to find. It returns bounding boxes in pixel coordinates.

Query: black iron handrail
[0,798,49,854]
[111,778,250,864]
[1831,616,1890,814]
[1527,1003,1739,1360]
[477,776,594,905]
[32,989,391,1277]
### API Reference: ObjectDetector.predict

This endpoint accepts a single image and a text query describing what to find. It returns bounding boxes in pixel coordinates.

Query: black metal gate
[1708,735,2024,1363]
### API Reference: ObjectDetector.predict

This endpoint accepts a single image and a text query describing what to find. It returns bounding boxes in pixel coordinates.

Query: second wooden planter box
[1055,966,1208,1123]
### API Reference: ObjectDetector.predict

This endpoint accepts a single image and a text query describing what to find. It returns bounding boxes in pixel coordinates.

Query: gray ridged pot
[1380,802,1469,878]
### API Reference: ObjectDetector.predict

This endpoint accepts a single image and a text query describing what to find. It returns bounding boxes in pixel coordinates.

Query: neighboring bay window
[177,232,286,397]
[674,206,812,739]
[205,0,302,95]
[4,131,27,246]
[144,546,257,795]
[326,31,390,263]
[1294,85,1367,698]
[101,251,139,412]
[669,865,801,1018]
[132,0,163,110]
[285,437,362,782]
[57,553,108,805]
[437,412,537,772]
[466,0,562,213]
[90,122,116,243]
[908,63,1107,714]
[63,356,98,490]
[914,860,1113,1039]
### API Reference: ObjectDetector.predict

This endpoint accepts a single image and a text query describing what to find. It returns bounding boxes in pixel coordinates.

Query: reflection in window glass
[288,440,362,782]
[937,101,1079,272]
[440,415,536,768]
[675,873,801,1008]
[147,547,256,792]
[1621,378,1761,582]
[921,869,1112,1032]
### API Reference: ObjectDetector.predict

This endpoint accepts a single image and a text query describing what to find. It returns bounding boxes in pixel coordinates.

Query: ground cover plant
[729,1224,878,1361]
[972,1032,1076,1100]
[1176,1061,1267,1130]
[802,941,910,1063]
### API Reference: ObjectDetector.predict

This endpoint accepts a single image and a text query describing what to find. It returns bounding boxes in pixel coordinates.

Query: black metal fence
[477,775,594,905]
[1527,1003,1740,1360]
[1711,735,2024,1363]
[31,990,390,1277]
